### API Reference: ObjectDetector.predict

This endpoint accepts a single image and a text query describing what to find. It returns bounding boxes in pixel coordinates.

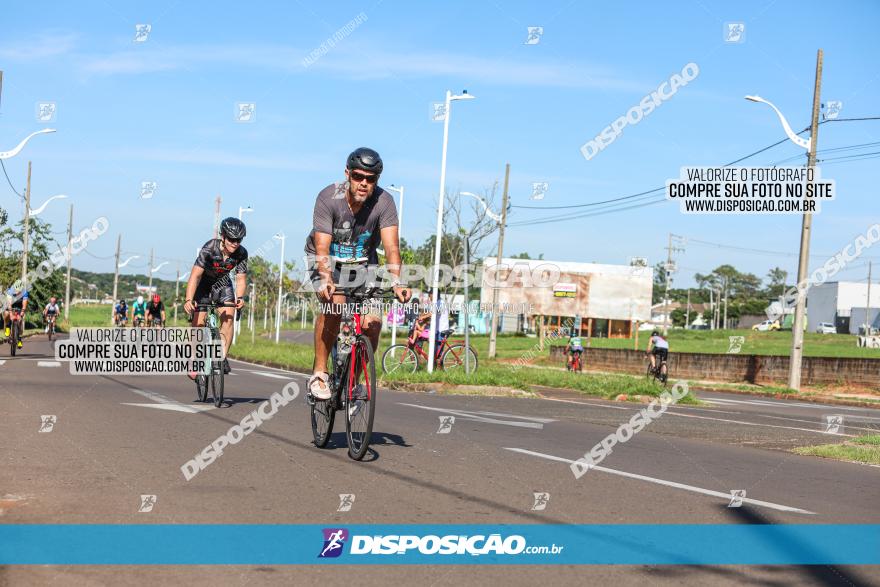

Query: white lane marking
[121,402,216,413]
[0,360,5,366]
[705,396,873,413]
[37,361,60,367]
[228,358,305,375]
[504,448,816,515]
[249,371,296,380]
[463,409,557,423]
[122,388,215,413]
[540,397,629,410]
[663,411,856,437]
[400,403,548,429]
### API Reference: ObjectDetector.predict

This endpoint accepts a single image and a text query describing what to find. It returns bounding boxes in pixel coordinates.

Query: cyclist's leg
[310,262,344,377]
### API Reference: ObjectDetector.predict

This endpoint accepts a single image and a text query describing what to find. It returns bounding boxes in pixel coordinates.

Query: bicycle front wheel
[345,338,376,461]
[210,360,224,407]
[441,344,478,374]
[195,374,208,402]
[381,344,418,374]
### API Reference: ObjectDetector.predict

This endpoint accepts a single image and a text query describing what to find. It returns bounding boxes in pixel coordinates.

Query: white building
[806,281,880,334]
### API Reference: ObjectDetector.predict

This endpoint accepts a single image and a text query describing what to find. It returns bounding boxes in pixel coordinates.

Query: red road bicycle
[381,323,478,375]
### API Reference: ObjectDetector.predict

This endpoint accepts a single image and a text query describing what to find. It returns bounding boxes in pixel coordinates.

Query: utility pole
[789,49,823,391]
[487,163,510,359]
[20,162,32,287]
[174,264,180,325]
[111,234,121,324]
[685,289,691,329]
[64,204,73,319]
[662,233,685,334]
[708,289,714,330]
[723,284,729,330]
[866,261,873,335]
[147,248,154,291]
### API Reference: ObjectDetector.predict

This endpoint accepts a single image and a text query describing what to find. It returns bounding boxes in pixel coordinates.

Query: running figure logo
[431,102,447,122]
[531,182,549,200]
[728,490,746,508]
[531,492,550,511]
[140,181,157,199]
[235,103,256,123]
[134,24,151,43]
[724,22,745,43]
[524,27,543,45]
[138,494,157,513]
[824,415,844,435]
[727,336,745,354]
[337,494,355,512]
[318,528,349,558]
[36,102,57,122]
[437,416,455,434]
[823,101,843,121]
[38,415,57,433]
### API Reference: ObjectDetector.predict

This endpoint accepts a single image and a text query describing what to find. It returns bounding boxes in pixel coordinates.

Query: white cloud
[0,32,79,60]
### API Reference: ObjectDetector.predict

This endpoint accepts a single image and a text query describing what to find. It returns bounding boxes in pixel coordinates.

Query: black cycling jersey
[195,239,249,282]
[147,301,164,316]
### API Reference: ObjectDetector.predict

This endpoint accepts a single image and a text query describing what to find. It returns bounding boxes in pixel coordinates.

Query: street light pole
[487,163,510,359]
[427,90,474,373]
[148,248,154,291]
[20,162,31,288]
[64,204,73,319]
[746,49,823,390]
[386,185,405,347]
[273,233,286,343]
[111,235,121,324]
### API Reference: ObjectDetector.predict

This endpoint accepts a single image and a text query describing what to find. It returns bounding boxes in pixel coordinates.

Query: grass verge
[227,337,698,403]
[792,435,880,465]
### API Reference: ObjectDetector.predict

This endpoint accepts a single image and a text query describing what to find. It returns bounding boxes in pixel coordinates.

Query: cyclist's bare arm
[379,225,410,303]
[313,232,336,302]
[183,265,204,314]
[235,273,247,309]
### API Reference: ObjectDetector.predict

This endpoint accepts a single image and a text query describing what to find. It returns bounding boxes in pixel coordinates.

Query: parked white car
[816,322,837,334]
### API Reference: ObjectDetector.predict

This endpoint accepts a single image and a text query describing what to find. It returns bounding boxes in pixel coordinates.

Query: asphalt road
[2,334,879,586]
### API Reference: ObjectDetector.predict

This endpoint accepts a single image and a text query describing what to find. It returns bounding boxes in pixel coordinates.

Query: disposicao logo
[318,528,349,558]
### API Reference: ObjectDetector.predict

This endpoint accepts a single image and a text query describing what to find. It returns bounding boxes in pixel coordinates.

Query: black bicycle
[45,314,57,341]
[309,285,398,460]
[192,302,235,407]
[646,351,669,387]
[7,309,23,356]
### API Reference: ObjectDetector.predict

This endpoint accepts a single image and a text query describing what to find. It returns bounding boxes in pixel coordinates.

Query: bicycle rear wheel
[345,338,376,460]
[441,344,478,374]
[195,374,208,402]
[381,344,418,374]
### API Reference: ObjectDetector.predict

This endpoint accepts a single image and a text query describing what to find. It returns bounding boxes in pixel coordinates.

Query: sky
[1,0,879,290]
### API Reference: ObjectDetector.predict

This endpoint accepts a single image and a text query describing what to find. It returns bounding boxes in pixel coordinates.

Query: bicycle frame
[339,308,373,403]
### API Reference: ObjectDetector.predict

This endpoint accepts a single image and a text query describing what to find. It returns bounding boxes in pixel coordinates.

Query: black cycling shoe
[223,359,231,374]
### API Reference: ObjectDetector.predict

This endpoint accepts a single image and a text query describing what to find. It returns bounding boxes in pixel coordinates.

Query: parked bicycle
[381,323,478,374]
[309,285,396,460]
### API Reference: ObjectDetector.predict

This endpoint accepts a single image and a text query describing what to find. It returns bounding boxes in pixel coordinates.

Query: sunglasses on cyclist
[225,237,242,244]
[349,170,378,184]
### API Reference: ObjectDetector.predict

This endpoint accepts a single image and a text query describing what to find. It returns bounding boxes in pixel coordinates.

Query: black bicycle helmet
[219,217,247,240]
[651,330,660,337]
[346,147,383,175]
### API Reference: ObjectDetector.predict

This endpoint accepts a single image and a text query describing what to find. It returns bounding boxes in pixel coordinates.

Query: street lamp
[29,194,67,217]
[119,255,140,268]
[273,232,286,343]
[0,128,56,160]
[428,90,475,373]
[386,184,405,347]
[745,83,820,390]
[238,206,253,220]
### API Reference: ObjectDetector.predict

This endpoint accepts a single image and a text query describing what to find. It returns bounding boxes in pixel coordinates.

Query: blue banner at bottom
[1,524,878,565]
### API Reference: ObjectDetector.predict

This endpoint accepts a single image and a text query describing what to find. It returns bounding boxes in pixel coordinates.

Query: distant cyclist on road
[3,285,28,348]
[305,147,411,400]
[647,330,669,372]
[114,298,128,326]
[146,293,166,327]
[183,217,248,378]
[567,331,584,369]
[43,297,60,333]
[132,295,147,327]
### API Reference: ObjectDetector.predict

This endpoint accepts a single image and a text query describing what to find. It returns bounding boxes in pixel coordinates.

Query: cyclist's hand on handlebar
[234,298,245,310]
[393,285,411,303]
[184,300,194,314]
[318,280,336,302]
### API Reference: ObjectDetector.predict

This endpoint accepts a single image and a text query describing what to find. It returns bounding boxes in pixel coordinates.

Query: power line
[0,159,24,200]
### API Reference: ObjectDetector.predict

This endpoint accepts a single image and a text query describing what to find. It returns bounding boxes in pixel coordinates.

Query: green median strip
[793,435,880,465]
[227,337,698,403]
